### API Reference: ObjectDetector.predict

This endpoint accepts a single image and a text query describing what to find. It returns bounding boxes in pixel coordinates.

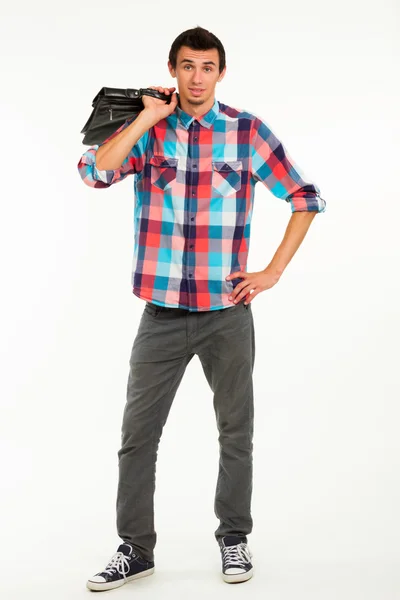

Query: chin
[187,98,206,106]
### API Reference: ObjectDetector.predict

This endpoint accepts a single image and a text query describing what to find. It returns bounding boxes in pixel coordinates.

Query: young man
[78,26,326,591]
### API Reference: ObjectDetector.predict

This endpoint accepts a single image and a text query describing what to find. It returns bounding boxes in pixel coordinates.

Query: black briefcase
[80,86,172,145]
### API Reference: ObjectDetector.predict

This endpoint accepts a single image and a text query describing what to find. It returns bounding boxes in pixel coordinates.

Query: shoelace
[222,542,252,568]
[102,551,133,579]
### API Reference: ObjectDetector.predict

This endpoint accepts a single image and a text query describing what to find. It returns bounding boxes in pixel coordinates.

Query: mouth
[189,88,205,95]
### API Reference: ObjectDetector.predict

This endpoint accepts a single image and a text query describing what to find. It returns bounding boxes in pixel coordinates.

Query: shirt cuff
[289,194,327,213]
[92,164,117,184]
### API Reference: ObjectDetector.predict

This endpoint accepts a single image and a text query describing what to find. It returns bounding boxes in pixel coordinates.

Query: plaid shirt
[77,95,326,311]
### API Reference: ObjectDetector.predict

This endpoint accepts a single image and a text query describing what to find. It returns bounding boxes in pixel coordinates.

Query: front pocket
[144,302,161,317]
[216,301,247,316]
[149,155,178,191]
[212,160,243,197]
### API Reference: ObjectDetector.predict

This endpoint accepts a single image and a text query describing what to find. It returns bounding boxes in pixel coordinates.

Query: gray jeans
[116,299,255,562]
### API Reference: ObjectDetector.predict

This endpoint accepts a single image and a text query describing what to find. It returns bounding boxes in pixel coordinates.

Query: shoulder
[217,100,260,127]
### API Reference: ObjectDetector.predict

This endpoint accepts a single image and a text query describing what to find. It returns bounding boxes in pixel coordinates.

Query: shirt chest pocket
[212,160,243,197]
[149,155,179,191]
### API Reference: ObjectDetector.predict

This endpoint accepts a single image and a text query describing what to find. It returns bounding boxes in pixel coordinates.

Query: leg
[116,306,194,561]
[197,302,256,542]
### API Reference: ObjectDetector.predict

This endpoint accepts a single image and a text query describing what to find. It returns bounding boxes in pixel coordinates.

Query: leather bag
[80,86,171,145]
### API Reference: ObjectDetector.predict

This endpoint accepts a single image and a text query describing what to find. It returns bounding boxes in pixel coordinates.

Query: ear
[167,60,176,78]
[218,66,226,82]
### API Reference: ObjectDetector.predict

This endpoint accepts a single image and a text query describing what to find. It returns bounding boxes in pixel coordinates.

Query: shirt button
[189,274,193,277]
[191,217,194,221]
[193,165,197,169]
[194,137,198,141]
[192,191,195,196]
[190,244,194,249]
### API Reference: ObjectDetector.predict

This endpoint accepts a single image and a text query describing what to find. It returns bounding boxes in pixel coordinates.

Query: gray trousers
[116,299,255,562]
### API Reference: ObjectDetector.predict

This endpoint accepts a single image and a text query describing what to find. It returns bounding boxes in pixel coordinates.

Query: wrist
[139,108,159,128]
[264,264,284,278]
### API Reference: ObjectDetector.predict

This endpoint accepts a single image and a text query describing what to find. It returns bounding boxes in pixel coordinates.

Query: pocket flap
[150,155,178,168]
[212,160,242,172]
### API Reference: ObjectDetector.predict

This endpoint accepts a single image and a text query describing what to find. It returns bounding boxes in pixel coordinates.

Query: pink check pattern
[77,95,326,311]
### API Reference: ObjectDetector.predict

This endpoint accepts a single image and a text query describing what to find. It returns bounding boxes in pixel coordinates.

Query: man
[78,26,326,592]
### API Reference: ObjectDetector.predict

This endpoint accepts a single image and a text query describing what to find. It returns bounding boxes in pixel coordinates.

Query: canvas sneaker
[86,542,155,591]
[218,535,254,583]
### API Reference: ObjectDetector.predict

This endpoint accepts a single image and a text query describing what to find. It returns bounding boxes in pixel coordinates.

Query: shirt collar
[169,93,220,129]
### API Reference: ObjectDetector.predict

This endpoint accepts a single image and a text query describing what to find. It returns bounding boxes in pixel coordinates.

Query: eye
[183,65,213,72]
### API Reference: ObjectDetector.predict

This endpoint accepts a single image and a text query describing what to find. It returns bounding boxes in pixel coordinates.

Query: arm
[250,116,326,213]
[226,211,321,304]
[77,110,156,188]
[225,120,326,304]
[77,87,178,189]
[250,116,326,275]
[265,211,317,276]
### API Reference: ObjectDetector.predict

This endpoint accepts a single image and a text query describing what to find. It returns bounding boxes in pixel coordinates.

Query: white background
[1,0,399,598]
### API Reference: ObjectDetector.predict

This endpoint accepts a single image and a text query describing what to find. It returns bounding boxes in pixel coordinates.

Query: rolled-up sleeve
[250,116,326,213]
[77,115,149,188]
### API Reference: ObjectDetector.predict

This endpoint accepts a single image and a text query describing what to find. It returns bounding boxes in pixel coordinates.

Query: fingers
[148,85,176,95]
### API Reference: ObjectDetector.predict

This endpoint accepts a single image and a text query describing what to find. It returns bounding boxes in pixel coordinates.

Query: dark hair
[168,26,226,74]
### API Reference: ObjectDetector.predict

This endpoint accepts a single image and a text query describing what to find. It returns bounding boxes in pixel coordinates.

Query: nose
[191,70,203,85]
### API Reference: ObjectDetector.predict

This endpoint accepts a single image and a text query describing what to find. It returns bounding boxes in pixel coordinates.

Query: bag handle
[139,88,172,104]
[92,87,172,105]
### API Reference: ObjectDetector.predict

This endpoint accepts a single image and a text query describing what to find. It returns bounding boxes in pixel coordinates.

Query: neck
[177,92,215,118]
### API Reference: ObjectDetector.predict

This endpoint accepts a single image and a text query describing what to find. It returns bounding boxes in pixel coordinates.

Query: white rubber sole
[222,567,254,583]
[86,567,155,591]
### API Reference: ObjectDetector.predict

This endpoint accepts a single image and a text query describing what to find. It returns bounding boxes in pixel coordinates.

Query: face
[168,45,226,107]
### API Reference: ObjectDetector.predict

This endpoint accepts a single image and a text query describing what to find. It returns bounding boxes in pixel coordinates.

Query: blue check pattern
[77,94,326,311]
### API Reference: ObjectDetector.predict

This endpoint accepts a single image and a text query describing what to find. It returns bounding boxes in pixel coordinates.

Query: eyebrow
[180,58,217,67]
